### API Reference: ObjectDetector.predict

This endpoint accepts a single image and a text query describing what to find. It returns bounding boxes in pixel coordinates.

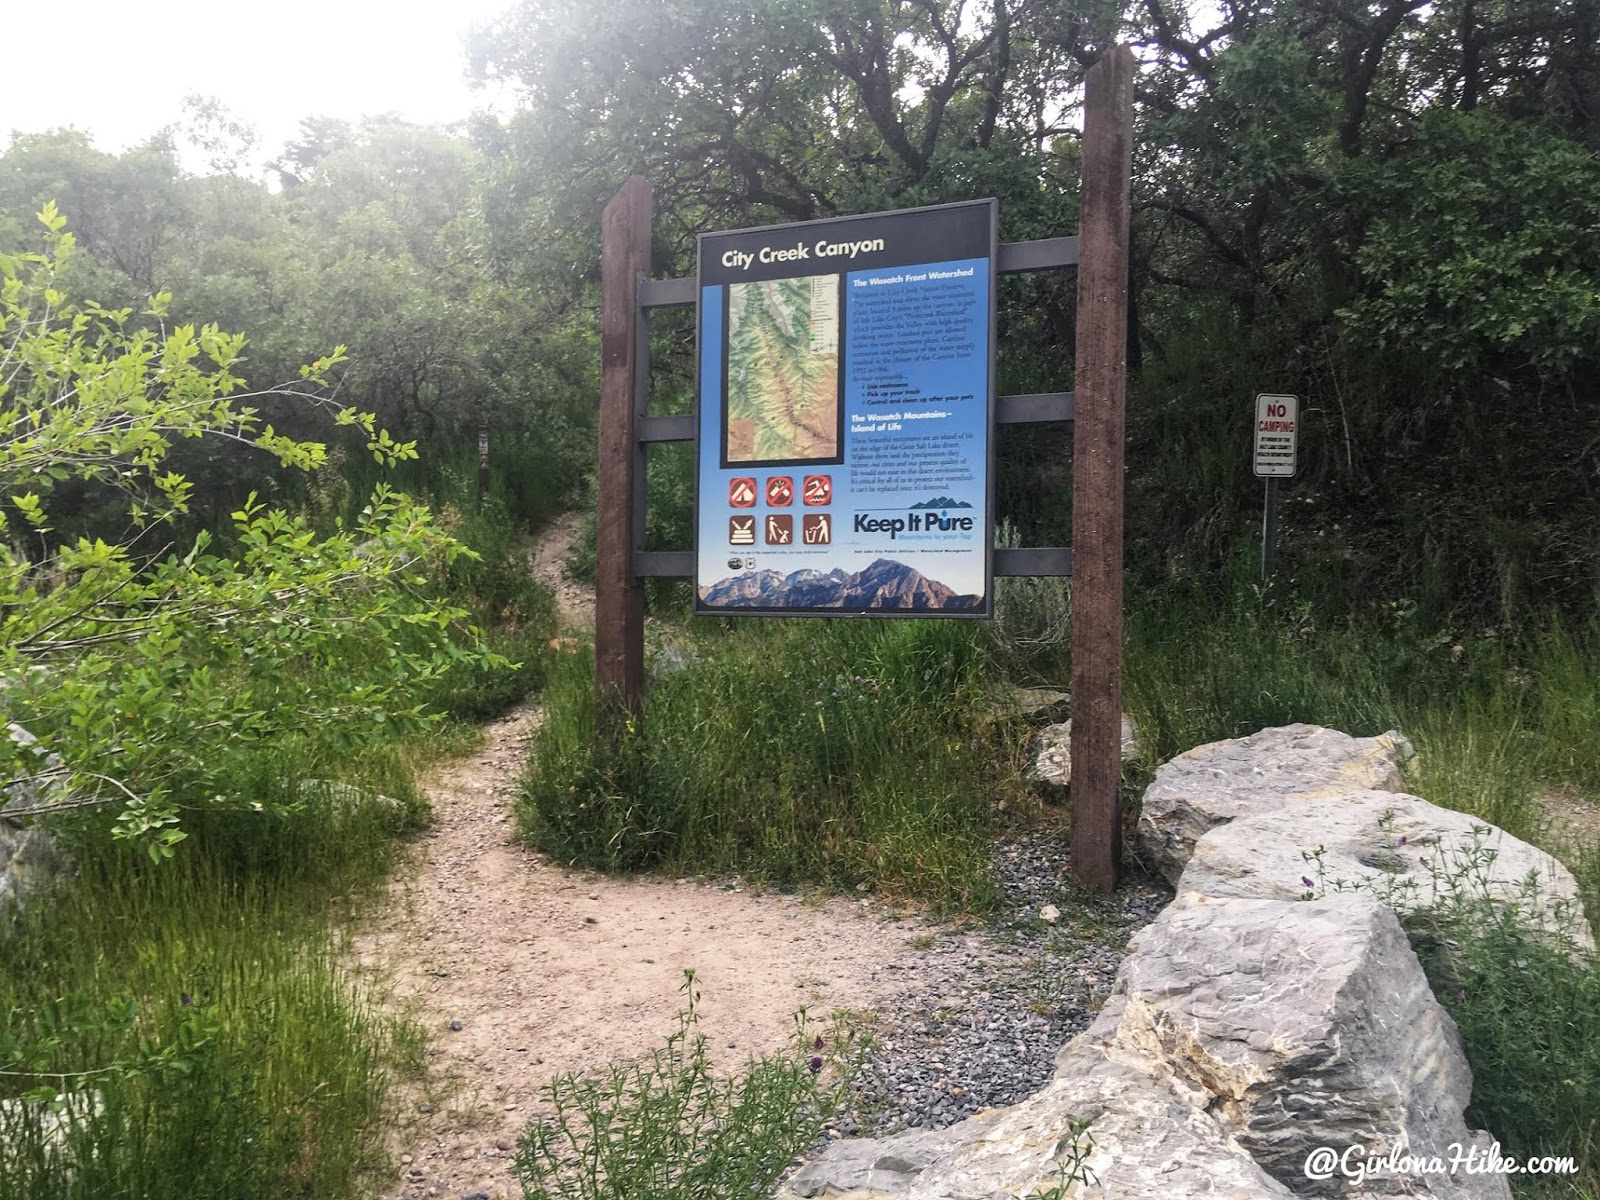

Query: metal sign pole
[478,420,490,509]
[1252,393,1297,586]
[1262,476,1278,583]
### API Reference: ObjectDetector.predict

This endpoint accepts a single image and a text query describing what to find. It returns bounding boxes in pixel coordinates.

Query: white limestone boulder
[1138,724,1413,881]
[781,893,1506,1200]
[1088,893,1509,1199]
[1029,715,1141,792]
[1182,788,1593,953]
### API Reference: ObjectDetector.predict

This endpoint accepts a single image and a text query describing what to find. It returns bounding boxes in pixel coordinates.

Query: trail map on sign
[696,199,996,617]
[725,275,840,464]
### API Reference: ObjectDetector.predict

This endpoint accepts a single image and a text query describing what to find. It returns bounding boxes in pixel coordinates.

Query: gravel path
[831,839,1170,1138]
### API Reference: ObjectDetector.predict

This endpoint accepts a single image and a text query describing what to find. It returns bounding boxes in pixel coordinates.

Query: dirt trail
[359,522,932,1200]
[528,511,594,633]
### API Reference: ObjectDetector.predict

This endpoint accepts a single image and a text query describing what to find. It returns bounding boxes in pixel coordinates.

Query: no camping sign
[1253,394,1298,478]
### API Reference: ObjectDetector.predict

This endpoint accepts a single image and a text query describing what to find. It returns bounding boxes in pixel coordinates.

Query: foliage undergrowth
[1309,833,1599,1199]
[422,499,558,721]
[0,748,424,1200]
[514,971,860,1200]
[518,619,1041,912]
[1124,581,1600,855]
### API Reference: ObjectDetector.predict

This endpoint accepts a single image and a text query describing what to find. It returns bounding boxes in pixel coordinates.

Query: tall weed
[519,620,1036,911]
[0,749,420,1199]
[515,972,861,1200]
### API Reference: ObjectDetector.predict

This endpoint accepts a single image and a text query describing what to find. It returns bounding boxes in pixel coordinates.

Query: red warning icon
[802,475,832,506]
[728,477,757,508]
[766,476,794,507]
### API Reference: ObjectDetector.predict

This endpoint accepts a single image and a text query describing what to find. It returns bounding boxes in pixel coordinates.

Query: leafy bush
[0,206,492,855]
[421,499,558,721]
[515,972,860,1200]
[1396,843,1597,1196]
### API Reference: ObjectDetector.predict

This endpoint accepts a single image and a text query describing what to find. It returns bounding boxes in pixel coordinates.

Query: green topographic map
[725,275,839,463]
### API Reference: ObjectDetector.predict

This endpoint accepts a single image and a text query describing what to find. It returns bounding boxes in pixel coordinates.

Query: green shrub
[514,972,860,1200]
[422,498,558,721]
[519,621,1032,911]
[1399,843,1599,1197]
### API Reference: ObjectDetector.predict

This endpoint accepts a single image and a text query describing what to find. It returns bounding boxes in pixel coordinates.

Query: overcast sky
[4,0,520,174]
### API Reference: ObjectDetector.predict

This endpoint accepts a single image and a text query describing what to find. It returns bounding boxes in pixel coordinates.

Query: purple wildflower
[1301,876,1315,890]
[809,1056,823,1075]
[1396,836,1408,846]
[813,1036,825,1051]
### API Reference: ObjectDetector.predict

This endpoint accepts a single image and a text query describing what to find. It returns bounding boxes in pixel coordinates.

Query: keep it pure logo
[854,510,975,540]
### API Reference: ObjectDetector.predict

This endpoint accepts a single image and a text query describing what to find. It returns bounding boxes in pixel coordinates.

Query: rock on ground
[1029,715,1141,792]
[781,892,1509,1200]
[777,724,1587,1200]
[1137,724,1412,882]
[1184,788,1594,952]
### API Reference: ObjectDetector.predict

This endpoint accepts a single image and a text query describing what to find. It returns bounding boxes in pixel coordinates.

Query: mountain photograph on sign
[725,274,840,464]
[698,557,982,611]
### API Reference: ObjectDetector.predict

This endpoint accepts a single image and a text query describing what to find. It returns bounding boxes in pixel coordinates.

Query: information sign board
[1253,394,1298,478]
[694,200,997,616]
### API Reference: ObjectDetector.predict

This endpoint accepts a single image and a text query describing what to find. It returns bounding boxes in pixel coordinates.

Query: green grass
[1124,590,1600,849]
[0,749,425,1200]
[518,618,1045,912]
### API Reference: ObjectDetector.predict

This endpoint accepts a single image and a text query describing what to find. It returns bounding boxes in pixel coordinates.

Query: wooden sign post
[1069,45,1134,893]
[593,46,1133,889]
[595,176,650,740]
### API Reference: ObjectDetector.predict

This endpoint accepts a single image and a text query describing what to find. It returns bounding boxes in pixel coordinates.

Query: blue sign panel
[694,200,997,617]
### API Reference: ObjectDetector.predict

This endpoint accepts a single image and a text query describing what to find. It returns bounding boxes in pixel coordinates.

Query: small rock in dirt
[400,1154,414,1164]
[418,1101,433,1113]
[449,1019,464,1031]
[583,916,597,924]
[1039,905,1061,924]
[495,1138,512,1151]
[587,892,598,899]
[460,1193,491,1200]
